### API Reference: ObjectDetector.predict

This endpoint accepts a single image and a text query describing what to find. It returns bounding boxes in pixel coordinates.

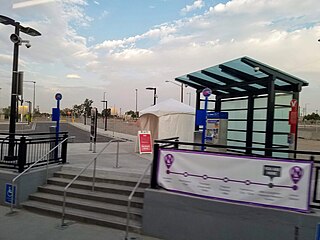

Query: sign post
[288,99,298,158]
[90,107,98,153]
[201,88,212,151]
[52,93,62,159]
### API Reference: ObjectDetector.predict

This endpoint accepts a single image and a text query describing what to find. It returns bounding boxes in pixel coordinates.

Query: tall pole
[180,83,184,103]
[8,23,20,157]
[153,88,157,105]
[33,81,35,114]
[0,88,2,111]
[135,89,138,118]
[187,92,191,105]
[103,92,107,131]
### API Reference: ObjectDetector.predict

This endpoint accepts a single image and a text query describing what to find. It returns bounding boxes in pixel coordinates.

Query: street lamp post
[0,15,41,159]
[165,80,184,103]
[25,100,31,124]
[135,89,138,118]
[186,92,191,106]
[101,92,108,131]
[25,81,36,119]
[146,87,157,105]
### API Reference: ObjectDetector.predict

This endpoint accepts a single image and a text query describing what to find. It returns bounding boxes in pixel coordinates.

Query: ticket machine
[205,112,228,146]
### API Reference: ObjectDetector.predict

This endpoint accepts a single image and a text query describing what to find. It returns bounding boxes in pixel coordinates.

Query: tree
[2,106,10,119]
[303,112,320,121]
[125,110,138,119]
[83,98,93,117]
[60,108,72,117]
[102,108,111,117]
[72,104,84,117]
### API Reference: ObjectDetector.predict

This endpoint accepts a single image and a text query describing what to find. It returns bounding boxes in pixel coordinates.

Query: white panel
[221,99,248,110]
[228,121,247,130]
[158,149,312,212]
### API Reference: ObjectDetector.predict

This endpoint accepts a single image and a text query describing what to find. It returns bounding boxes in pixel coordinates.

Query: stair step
[29,192,142,220]
[38,184,144,209]
[47,177,144,197]
[54,170,150,188]
[21,200,141,233]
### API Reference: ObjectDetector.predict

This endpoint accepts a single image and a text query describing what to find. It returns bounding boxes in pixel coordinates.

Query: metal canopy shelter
[175,56,309,156]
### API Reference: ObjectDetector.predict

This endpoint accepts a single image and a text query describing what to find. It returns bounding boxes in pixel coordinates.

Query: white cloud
[99,10,109,19]
[66,74,81,79]
[2,0,320,113]
[12,0,55,9]
[93,1,99,5]
[181,0,205,15]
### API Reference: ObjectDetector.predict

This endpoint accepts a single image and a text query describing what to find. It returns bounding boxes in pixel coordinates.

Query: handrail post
[18,136,27,173]
[174,138,179,149]
[61,190,67,226]
[125,162,152,240]
[61,133,68,164]
[115,140,120,168]
[125,200,131,240]
[151,143,159,189]
[92,157,96,191]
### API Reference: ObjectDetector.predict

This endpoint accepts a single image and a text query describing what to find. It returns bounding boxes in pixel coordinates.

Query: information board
[157,149,312,212]
[138,131,152,154]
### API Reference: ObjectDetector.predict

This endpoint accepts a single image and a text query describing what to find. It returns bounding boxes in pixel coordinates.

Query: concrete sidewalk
[0,205,160,240]
[0,122,159,240]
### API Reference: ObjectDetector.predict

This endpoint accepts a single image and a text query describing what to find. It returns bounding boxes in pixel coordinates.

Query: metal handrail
[125,162,152,240]
[0,136,10,160]
[9,136,72,214]
[61,138,120,226]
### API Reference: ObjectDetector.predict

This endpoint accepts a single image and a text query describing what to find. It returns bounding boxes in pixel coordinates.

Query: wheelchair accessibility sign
[5,183,16,205]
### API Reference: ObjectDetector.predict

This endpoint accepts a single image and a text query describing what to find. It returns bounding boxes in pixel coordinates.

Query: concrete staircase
[21,168,149,233]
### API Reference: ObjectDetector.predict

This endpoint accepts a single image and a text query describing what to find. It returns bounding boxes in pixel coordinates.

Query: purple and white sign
[158,149,313,212]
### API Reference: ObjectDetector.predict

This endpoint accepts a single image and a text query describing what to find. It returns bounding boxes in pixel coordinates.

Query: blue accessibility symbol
[5,183,16,205]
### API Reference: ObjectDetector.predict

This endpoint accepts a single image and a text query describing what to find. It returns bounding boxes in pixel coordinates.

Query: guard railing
[9,136,73,214]
[61,138,121,226]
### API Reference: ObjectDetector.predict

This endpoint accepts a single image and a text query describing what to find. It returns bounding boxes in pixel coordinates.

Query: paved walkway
[0,205,159,240]
[0,121,159,240]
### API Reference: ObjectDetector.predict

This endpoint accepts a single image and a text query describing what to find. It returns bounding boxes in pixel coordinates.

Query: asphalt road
[0,122,113,143]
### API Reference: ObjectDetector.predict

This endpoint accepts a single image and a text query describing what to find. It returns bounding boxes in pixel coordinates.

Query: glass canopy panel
[248,83,265,89]
[231,87,246,92]
[188,72,226,85]
[203,66,243,83]
[275,79,290,86]
[222,59,268,79]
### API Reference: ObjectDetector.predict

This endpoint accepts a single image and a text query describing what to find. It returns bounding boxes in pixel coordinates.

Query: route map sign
[157,149,312,212]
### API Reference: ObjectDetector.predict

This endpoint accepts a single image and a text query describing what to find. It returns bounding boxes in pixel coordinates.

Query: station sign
[158,149,312,212]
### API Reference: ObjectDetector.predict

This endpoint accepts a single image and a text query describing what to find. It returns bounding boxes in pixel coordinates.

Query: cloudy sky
[0,0,320,113]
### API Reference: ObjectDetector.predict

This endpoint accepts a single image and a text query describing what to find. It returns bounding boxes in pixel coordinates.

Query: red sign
[290,99,298,112]
[139,132,152,154]
[289,110,298,125]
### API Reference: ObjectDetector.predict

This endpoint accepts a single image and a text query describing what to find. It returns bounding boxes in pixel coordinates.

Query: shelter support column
[215,97,221,112]
[265,76,276,156]
[293,91,299,158]
[195,90,201,131]
[246,95,254,154]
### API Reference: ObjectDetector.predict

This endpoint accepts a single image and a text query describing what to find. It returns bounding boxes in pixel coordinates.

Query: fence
[0,132,68,172]
[151,139,320,210]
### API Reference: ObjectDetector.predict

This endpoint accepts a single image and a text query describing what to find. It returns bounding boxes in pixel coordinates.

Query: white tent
[139,99,195,142]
